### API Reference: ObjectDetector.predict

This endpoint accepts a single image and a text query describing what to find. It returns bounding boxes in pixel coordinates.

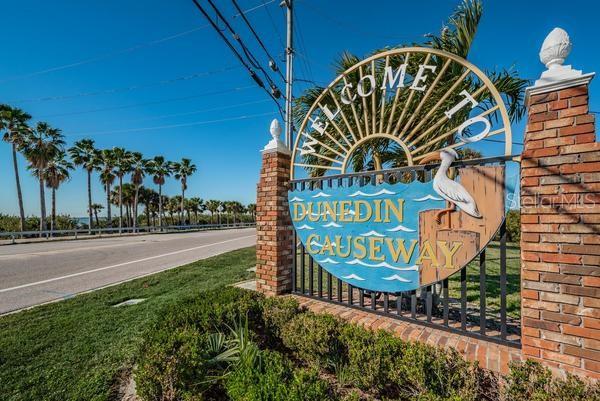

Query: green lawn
[448,242,521,319]
[0,247,256,401]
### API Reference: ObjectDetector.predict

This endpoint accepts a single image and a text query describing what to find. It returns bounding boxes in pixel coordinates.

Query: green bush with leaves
[506,209,520,242]
[134,287,600,401]
[226,349,331,401]
[503,361,599,401]
[338,323,404,391]
[280,312,342,368]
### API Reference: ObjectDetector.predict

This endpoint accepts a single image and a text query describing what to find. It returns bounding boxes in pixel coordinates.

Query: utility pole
[282,0,294,147]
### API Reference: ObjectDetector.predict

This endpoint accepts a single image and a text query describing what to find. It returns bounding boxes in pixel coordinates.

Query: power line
[232,0,277,17]
[190,0,284,119]
[204,0,283,96]
[0,1,276,84]
[119,98,271,124]
[0,25,209,84]
[68,111,277,136]
[39,85,256,118]
[260,0,285,49]
[7,65,241,103]
[230,0,285,81]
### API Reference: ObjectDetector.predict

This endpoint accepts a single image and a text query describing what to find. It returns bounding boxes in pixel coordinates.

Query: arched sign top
[290,47,512,179]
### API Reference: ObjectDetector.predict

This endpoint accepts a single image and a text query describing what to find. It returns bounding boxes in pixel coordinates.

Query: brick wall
[521,83,600,379]
[255,149,294,295]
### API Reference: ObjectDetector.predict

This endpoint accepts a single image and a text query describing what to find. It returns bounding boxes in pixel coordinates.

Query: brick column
[255,121,294,295]
[521,30,599,378]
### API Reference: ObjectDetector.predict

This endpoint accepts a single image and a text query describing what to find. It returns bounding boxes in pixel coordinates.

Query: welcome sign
[288,47,517,292]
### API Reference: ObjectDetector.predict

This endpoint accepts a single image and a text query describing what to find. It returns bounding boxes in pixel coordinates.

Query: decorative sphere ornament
[270,119,282,141]
[539,27,572,69]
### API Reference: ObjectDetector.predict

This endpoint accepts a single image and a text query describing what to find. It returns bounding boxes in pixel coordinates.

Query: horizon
[0,0,598,217]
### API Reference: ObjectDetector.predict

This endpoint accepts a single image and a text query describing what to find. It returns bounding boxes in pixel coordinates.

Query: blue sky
[0,0,597,217]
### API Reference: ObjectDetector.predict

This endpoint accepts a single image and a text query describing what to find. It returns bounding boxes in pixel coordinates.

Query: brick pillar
[521,31,599,378]
[255,121,293,295]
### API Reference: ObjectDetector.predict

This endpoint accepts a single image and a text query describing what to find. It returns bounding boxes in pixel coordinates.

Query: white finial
[270,119,282,141]
[262,118,289,154]
[540,27,572,69]
[527,27,594,91]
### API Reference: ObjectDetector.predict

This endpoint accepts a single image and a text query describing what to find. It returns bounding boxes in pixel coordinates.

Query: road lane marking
[0,235,255,293]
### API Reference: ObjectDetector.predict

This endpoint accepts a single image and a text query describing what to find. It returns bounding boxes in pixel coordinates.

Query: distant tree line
[0,104,254,234]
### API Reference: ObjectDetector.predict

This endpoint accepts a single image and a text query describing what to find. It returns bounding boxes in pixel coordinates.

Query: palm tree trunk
[373,153,384,184]
[38,177,47,236]
[87,169,93,234]
[51,188,56,233]
[126,204,131,227]
[133,185,139,231]
[118,176,123,233]
[94,209,99,228]
[158,184,163,229]
[12,143,26,232]
[180,188,185,225]
[106,183,112,229]
[145,207,150,227]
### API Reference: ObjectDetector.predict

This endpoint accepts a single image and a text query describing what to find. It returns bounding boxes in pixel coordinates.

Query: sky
[0,0,598,217]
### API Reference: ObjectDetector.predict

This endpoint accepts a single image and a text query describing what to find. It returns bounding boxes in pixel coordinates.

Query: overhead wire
[204,0,283,96]
[119,99,272,124]
[260,0,285,49]
[230,0,286,81]
[0,25,209,84]
[68,111,277,136]
[7,65,241,103]
[190,0,284,119]
[39,85,256,118]
[0,1,277,84]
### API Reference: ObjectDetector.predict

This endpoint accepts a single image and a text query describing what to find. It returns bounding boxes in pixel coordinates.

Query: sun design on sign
[290,47,513,179]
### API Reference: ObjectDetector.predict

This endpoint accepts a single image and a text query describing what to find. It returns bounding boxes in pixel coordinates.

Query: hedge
[134,287,599,401]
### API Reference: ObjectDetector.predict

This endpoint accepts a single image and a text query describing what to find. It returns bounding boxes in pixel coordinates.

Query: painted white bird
[420,148,481,228]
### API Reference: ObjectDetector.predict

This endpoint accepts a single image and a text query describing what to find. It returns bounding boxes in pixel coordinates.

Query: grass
[0,247,256,401]
[448,242,521,319]
[296,242,522,320]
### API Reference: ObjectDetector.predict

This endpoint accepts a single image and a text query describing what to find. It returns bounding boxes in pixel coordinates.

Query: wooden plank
[417,166,504,286]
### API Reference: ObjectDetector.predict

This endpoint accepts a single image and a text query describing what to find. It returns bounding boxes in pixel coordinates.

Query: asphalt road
[0,228,256,314]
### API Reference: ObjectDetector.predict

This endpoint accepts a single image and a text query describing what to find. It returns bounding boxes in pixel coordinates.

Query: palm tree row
[67,141,199,232]
[0,104,201,233]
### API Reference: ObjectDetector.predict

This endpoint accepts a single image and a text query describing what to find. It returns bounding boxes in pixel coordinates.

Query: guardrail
[0,222,256,244]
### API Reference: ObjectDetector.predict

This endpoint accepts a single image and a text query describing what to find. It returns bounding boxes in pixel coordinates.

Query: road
[0,228,256,314]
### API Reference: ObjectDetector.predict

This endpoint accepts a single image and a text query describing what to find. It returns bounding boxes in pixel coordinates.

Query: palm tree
[96,149,116,229]
[23,122,65,233]
[90,203,103,228]
[44,151,74,233]
[293,0,527,176]
[205,200,221,224]
[0,105,32,232]
[147,156,172,228]
[130,152,149,231]
[187,197,204,224]
[247,203,256,222]
[112,147,133,233]
[69,139,99,233]
[171,158,197,225]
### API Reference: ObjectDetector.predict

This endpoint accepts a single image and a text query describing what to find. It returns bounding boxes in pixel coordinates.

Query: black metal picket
[289,156,520,348]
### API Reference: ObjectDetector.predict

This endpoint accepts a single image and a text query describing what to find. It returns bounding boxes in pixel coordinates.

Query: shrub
[503,361,600,401]
[280,312,342,368]
[135,327,215,401]
[505,210,520,242]
[339,324,404,391]
[261,296,300,338]
[225,349,332,401]
[391,342,483,401]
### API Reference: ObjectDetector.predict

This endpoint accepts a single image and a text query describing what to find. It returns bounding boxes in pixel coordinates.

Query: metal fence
[289,156,520,348]
[0,222,256,244]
